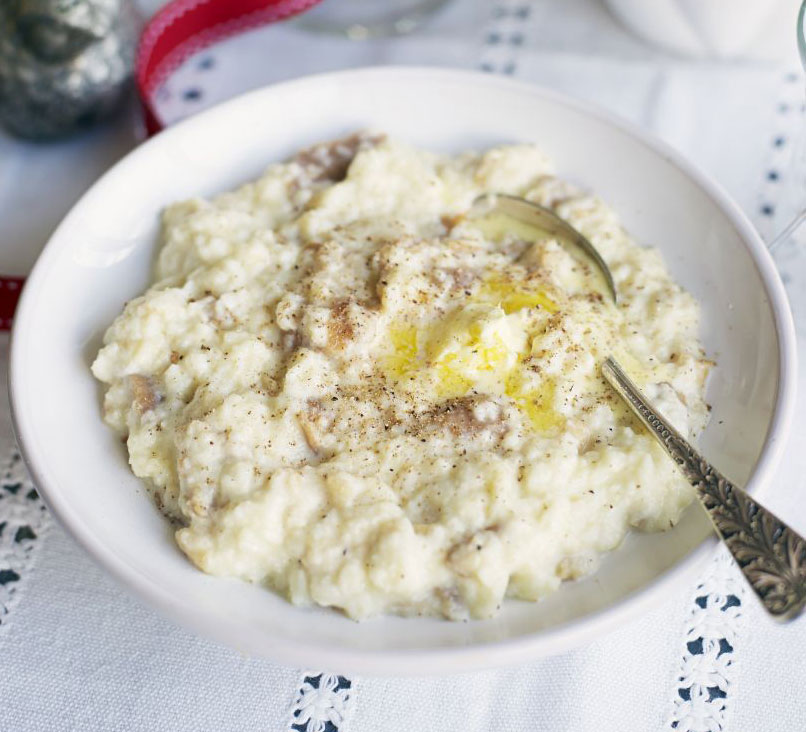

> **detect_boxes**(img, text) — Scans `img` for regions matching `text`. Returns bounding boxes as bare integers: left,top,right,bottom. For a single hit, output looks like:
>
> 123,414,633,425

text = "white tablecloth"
3,1,806,730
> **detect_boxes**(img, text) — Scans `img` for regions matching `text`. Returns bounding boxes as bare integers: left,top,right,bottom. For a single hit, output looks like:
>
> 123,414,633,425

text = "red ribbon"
2,0,323,330
136,0,323,135
0,277,24,332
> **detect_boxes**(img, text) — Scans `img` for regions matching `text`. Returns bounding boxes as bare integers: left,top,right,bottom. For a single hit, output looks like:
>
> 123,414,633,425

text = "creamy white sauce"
92,135,710,620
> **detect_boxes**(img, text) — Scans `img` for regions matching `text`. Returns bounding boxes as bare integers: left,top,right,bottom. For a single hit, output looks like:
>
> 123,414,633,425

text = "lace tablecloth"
3,1,806,730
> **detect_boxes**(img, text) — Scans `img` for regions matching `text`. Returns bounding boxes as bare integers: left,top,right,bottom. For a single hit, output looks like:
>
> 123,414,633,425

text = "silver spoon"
476,193,806,621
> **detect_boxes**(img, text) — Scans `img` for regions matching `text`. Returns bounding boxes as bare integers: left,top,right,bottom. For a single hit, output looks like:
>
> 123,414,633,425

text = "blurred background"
1,0,803,276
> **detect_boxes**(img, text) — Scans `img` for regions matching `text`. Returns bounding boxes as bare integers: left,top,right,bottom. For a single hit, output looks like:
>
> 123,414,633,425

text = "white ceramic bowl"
10,67,796,675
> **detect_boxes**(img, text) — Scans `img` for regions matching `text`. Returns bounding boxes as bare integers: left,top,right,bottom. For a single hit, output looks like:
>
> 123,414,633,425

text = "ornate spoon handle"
602,356,806,621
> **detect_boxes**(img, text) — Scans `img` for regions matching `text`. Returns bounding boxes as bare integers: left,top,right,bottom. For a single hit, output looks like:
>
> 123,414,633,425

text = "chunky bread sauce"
92,135,710,620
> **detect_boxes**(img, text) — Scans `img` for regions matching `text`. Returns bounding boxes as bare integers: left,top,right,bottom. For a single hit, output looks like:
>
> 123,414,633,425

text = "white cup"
603,0,800,60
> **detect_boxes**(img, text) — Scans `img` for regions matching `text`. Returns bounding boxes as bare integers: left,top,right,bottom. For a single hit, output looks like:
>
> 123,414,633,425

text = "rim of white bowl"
9,66,797,676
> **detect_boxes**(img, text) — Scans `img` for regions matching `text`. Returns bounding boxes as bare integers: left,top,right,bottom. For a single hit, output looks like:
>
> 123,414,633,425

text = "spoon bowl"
472,193,618,303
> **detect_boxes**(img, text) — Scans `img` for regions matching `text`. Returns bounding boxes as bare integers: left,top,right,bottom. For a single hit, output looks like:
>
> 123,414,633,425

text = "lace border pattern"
288,672,356,732
667,548,748,731
754,69,805,244
0,449,50,639
478,0,531,76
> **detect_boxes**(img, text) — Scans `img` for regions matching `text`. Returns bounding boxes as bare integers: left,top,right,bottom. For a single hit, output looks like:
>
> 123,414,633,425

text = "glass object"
295,0,450,39
0,0,139,140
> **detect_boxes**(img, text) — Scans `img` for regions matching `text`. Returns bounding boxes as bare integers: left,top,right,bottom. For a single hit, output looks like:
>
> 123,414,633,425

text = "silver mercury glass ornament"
0,0,138,140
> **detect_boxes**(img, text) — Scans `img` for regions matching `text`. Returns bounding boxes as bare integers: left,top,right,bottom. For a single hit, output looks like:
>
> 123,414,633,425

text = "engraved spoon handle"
602,356,806,621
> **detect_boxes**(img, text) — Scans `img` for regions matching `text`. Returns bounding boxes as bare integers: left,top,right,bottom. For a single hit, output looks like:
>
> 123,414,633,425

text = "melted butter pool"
383,277,563,433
